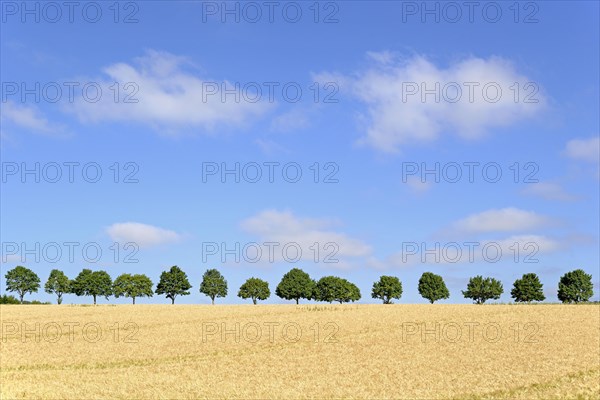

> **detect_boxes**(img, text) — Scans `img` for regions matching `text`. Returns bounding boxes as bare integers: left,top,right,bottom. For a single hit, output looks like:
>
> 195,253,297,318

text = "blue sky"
1,1,598,304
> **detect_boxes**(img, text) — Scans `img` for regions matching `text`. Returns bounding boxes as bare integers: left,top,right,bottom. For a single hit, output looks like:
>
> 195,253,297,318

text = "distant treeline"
2,266,595,305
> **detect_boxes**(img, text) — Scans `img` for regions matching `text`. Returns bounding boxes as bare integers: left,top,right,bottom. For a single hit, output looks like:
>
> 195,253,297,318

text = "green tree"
71,269,113,305
155,266,192,304
5,266,40,304
345,280,361,303
275,268,315,304
199,269,228,305
511,273,545,303
238,277,270,305
315,276,340,303
371,275,403,304
113,273,154,304
462,275,503,304
557,269,594,303
44,269,71,304
418,272,450,304
315,276,361,304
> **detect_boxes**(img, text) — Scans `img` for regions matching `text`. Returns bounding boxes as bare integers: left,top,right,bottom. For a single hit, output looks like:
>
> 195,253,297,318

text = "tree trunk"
57,294,63,305
295,298,299,305
171,297,175,305
132,297,136,305
19,292,24,304
212,297,215,305
253,298,257,305
93,295,97,305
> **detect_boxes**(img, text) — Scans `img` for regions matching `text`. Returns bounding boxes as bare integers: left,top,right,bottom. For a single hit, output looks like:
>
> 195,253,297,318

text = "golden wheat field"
1,304,599,399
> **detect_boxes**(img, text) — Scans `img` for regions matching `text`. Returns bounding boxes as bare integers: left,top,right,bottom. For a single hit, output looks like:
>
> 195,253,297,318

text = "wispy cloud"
106,222,182,248
565,137,600,163
66,50,272,134
386,234,562,267
255,138,290,155
316,53,545,153
364,208,564,269
1,101,66,136
404,176,432,194
269,108,310,133
521,182,577,202
449,207,553,234
240,209,372,268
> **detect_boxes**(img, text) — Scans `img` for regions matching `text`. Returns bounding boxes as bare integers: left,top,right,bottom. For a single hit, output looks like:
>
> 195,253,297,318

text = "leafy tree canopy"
511,273,545,303
315,276,361,304
372,275,403,304
113,273,154,304
418,272,450,304
462,275,503,305
275,268,315,304
5,266,41,304
156,266,192,304
558,269,594,303
199,268,228,304
71,269,113,305
238,277,270,305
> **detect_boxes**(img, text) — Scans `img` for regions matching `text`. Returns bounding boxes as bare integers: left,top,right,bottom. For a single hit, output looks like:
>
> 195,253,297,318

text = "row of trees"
3,266,595,305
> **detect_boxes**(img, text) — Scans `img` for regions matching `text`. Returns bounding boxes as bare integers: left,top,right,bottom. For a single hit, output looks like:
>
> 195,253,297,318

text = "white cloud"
1,101,65,136
316,53,545,153
240,210,372,267
521,182,577,202
492,234,561,254
378,208,562,267
66,50,272,134
365,50,396,65
451,207,552,234
363,206,568,269
405,176,432,194
565,137,600,163
387,234,561,267
255,138,289,155
0,128,12,146
269,108,310,133
106,222,181,248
